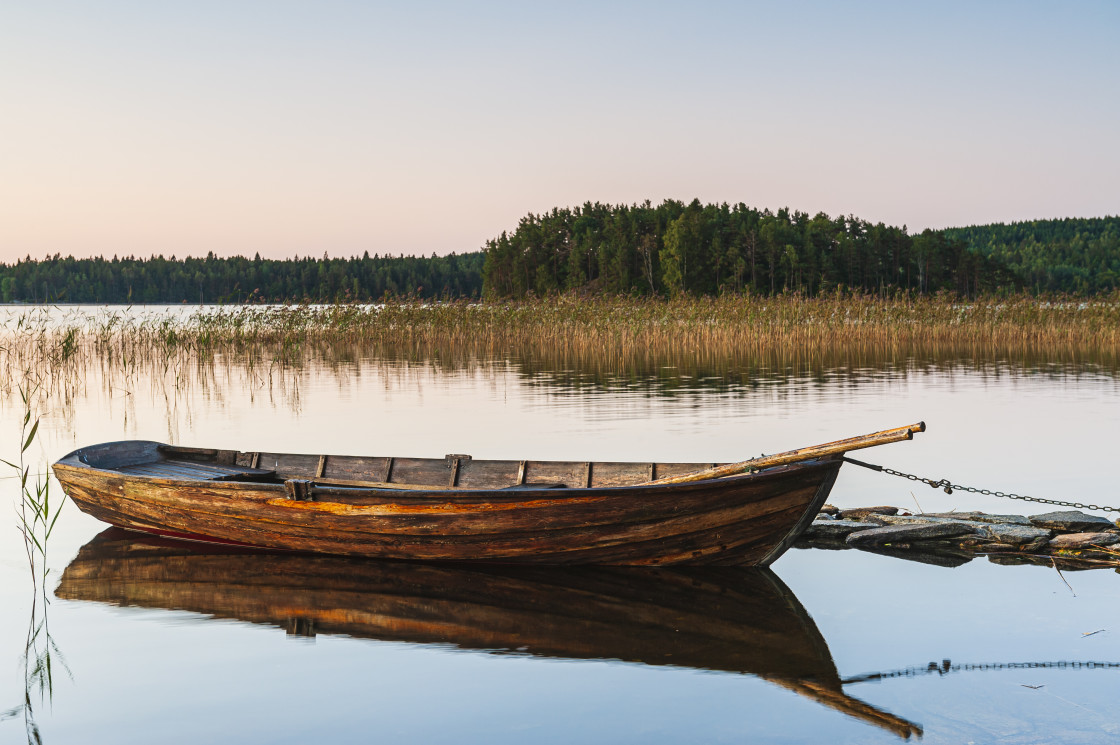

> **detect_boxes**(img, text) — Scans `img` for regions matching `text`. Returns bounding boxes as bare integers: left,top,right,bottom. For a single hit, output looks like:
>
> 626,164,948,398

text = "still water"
2,307,1119,744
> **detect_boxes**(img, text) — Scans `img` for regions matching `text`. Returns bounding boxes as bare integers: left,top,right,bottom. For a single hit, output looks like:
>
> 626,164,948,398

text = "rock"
920,511,1031,526
982,524,1052,545
1028,510,1115,533
805,519,880,539
864,514,989,534
838,506,898,520
818,504,840,516
1048,532,1120,549
845,522,979,548
1022,536,1051,553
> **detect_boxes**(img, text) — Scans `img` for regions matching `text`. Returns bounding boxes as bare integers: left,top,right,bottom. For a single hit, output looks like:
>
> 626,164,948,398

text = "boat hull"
53,442,840,566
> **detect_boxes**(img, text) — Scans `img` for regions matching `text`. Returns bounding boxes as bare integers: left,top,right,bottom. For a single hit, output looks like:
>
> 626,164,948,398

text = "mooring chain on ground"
841,456,1120,514
843,660,1120,685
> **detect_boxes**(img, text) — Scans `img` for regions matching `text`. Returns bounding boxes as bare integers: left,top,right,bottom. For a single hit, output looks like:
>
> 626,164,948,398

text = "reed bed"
2,294,1120,406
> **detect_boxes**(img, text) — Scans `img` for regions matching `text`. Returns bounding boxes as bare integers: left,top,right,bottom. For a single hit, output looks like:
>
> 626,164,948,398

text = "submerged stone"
1028,510,1115,533
845,522,978,548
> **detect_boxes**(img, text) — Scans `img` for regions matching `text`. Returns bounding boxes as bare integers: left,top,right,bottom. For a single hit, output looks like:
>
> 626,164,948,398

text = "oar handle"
644,422,926,485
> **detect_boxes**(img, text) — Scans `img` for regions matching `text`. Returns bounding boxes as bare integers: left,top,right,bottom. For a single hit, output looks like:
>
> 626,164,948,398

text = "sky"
1,1,1117,262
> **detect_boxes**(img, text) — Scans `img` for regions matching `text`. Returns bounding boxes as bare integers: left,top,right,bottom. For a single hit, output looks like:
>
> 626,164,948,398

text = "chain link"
842,457,1119,514
844,659,1120,684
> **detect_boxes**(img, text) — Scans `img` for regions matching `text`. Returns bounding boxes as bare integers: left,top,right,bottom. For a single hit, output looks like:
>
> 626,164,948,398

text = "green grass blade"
22,419,40,453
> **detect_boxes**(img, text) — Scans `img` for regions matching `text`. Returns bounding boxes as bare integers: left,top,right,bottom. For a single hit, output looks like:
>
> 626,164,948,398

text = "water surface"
2,307,1118,744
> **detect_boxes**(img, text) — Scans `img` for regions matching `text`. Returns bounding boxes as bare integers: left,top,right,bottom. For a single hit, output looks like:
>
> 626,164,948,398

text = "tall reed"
1,384,68,744
3,294,1120,409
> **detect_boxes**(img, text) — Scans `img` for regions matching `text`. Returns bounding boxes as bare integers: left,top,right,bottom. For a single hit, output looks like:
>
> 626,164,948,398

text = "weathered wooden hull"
54,530,921,738
53,440,841,566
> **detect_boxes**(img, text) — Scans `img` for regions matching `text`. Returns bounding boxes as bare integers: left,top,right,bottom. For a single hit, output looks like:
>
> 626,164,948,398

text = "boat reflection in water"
57,529,921,739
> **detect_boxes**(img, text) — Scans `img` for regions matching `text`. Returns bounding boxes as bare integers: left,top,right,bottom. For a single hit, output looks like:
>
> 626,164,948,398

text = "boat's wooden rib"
55,529,922,739
52,424,921,565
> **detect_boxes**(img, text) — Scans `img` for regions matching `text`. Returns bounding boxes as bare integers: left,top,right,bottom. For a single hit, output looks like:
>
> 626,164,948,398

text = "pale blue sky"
1,1,1117,260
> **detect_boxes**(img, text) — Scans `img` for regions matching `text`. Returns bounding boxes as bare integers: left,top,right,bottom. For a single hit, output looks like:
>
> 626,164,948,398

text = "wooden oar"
643,422,925,485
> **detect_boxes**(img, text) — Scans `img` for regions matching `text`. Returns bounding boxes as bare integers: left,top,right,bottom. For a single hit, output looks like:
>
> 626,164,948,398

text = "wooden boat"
56,529,922,738
52,422,924,566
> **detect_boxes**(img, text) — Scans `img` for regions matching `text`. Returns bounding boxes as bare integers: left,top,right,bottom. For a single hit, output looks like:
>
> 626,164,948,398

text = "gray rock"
1048,532,1120,549
845,521,979,548
805,519,880,539
920,511,1031,526
1029,510,1115,533
864,514,989,534
839,506,899,520
983,523,1052,545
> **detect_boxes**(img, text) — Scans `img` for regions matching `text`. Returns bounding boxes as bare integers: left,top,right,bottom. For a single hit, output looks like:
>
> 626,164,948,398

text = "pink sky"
2,1,1117,262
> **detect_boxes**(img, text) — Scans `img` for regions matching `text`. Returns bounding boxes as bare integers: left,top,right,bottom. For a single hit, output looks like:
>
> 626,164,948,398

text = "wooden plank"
313,477,462,491
588,462,655,487
456,460,520,489
315,455,328,479
654,463,711,479
448,458,461,488
523,461,587,488
389,457,450,486
646,422,925,485
315,455,388,483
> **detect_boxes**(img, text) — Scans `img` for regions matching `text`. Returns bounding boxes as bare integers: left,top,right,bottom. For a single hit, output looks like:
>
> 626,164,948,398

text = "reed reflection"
58,529,922,739
5,338,1120,429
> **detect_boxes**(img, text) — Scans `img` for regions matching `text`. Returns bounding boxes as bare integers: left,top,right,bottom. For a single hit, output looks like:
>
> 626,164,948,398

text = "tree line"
2,207,1116,303
482,200,1019,298
941,216,1120,294
0,251,484,304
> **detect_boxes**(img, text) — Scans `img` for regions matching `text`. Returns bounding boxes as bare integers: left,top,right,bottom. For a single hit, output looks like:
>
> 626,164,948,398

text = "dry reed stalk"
2,294,1119,410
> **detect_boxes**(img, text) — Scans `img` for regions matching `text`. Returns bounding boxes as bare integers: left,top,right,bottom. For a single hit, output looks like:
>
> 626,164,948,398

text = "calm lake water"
2,306,1118,744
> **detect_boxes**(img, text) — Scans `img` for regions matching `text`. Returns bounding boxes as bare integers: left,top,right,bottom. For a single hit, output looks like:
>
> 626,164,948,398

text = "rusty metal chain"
841,456,1120,514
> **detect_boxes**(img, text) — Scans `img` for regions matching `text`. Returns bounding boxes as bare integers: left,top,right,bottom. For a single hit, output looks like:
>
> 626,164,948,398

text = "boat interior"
69,440,741,491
